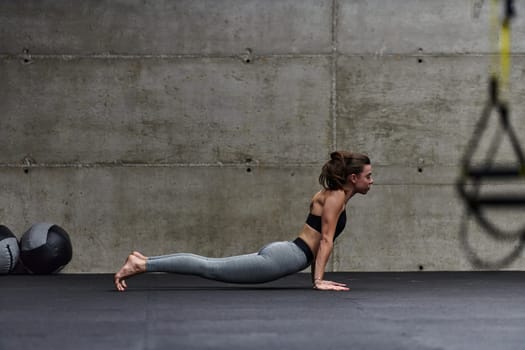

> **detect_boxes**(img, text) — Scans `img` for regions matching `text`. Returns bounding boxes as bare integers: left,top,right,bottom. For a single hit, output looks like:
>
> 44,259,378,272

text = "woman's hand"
313,279,350,291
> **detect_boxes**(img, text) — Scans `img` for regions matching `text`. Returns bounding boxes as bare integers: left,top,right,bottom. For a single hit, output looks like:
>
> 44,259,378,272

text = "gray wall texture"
2,0,525,272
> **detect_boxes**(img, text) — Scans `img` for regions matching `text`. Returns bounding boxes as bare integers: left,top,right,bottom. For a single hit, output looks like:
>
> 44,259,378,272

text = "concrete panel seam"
0,53,335,60
0,162,323,169
331,0,338,152
334,53,522,58
6,53,519,59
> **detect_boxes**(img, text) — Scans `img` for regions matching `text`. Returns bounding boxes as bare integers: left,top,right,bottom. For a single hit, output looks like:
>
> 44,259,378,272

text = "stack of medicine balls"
0,223,72,274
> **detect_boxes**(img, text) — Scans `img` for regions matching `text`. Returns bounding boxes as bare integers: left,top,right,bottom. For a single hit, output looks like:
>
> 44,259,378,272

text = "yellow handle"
490,0,513,101
500,20,511,93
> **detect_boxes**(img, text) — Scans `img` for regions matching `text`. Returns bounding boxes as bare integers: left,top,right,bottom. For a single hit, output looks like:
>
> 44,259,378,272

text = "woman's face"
353,164,373,194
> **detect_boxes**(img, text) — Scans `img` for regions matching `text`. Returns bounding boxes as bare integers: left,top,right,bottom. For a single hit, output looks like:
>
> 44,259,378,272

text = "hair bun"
330,151,345,161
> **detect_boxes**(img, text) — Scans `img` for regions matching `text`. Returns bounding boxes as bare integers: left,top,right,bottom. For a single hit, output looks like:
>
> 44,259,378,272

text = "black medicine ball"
20,223,73,274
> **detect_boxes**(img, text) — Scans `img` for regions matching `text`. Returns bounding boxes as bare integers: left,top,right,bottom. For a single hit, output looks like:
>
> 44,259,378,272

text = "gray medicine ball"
0,225,20,274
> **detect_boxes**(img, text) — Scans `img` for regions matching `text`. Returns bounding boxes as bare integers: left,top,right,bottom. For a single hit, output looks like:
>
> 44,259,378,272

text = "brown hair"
319,151,370,190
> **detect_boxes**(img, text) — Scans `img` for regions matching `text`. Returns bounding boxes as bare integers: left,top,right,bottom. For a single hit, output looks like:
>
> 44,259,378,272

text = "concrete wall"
2,0,525,273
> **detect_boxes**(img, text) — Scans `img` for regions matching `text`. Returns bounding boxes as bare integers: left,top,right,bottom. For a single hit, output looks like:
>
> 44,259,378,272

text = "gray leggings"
145,241,310,284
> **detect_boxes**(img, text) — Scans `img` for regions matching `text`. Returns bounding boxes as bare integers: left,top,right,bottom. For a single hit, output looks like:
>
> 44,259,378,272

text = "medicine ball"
20,223,73,274
0,225,19,274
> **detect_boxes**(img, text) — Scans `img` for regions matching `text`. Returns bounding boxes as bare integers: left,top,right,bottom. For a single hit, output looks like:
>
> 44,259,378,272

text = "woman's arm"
313,191,349,291
310,260,316,284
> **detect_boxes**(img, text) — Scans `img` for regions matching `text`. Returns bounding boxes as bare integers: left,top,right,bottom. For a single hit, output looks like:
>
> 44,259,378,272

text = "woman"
114,151,373,291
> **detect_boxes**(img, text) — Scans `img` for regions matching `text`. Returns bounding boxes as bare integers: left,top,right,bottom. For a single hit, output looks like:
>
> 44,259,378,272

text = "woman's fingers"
315,284,350,291
314,280,350,291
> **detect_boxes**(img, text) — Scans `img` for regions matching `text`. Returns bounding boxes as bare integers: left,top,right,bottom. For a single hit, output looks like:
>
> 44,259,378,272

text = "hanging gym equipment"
456,0,525,268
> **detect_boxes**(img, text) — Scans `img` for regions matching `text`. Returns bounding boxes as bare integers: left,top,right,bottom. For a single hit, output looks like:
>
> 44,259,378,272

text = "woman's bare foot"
132,251,148,260
114,253,147,292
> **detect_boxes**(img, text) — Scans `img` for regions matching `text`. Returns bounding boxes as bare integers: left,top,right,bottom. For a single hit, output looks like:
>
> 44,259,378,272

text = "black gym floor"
1,272,525,350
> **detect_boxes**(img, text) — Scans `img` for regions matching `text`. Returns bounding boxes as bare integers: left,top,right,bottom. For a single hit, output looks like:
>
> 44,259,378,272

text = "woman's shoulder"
322,190,346,213
312,189,345,208
323,189,345,202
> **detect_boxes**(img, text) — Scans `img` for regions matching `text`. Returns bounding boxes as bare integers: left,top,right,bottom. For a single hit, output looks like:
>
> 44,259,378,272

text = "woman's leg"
145,241,309,284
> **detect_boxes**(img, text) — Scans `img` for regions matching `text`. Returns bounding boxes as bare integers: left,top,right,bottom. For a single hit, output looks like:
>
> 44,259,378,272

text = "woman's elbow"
320,238,333,250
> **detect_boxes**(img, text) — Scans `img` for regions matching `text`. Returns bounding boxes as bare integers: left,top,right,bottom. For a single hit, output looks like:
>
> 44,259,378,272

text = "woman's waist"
295,227,321,261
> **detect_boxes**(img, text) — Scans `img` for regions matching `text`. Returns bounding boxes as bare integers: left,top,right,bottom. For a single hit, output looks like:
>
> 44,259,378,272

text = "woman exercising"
114,151,373,291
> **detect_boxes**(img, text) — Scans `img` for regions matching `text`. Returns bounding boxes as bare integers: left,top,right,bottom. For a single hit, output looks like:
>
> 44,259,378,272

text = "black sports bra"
306,210,347,240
